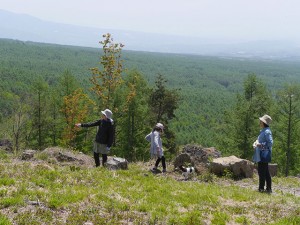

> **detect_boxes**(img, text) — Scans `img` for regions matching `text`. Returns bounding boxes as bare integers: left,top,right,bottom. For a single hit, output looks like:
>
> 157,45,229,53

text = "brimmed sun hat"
155,123,164,130
101,109,112,119
259,114,272,125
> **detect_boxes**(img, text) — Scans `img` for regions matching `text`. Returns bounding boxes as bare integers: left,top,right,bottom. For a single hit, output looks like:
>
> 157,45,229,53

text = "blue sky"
0,0,299,42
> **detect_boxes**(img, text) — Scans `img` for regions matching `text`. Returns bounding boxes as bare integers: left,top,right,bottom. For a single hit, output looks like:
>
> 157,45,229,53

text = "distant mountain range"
1,9,300,60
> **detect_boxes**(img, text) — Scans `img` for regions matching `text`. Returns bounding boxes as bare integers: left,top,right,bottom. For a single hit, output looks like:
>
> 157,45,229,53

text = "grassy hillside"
0,149,299,225
1,39,300,147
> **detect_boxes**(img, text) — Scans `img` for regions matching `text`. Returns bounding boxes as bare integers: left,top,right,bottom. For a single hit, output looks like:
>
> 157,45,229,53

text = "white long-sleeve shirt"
145,131,164,158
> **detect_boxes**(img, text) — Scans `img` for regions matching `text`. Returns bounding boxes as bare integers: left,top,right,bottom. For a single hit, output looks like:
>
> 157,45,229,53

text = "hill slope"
0,149,299,224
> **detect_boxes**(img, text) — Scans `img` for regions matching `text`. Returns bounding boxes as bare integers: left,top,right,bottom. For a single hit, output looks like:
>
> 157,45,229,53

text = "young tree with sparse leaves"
90,33,124,111
61,88,95,148
12,100,30,152
88,33,125,151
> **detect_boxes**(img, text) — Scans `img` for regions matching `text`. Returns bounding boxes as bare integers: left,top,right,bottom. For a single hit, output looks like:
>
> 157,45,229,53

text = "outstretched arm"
78,120,101,128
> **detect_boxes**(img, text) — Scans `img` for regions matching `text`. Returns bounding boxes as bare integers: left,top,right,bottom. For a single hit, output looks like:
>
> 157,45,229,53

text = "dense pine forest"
1,37,300,176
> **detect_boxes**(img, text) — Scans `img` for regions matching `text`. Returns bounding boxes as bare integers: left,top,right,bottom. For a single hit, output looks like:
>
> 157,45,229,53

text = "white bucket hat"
259,114,272,125
101,109,112,119
155,123,164,130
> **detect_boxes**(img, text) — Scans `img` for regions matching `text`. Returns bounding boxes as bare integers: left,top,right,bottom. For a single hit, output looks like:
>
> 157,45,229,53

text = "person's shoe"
162,169,167,173
258,189,264,193
266,189,272,194
150,167,157,172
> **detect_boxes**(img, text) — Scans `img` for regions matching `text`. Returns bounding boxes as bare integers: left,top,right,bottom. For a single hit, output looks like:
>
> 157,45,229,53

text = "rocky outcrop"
268,163,278,177
173,144,221,174
20,147,128,170
20,147,94,167
0,139,13,152
106,157,128,170
41,147,94,166
210,155,254,178
21,149,37,160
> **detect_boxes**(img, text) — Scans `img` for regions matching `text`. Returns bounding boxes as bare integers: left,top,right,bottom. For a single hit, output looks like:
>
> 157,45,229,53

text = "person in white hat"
145,122,166,173
252,114,273,193
75,109,114,167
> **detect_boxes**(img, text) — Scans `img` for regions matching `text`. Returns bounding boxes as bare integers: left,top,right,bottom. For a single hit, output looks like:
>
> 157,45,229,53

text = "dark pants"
258,162,272,191
94,152,107,167
155,156,166,170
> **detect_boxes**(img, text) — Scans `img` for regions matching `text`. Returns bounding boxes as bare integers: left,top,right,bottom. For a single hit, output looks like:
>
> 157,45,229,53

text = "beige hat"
259,114,272,125
101,109,112,119
155,123,164,130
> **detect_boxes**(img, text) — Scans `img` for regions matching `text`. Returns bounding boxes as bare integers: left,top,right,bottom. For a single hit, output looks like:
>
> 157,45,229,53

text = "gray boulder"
0,139,13,152
106,157,128,170
210,155,254,178
173,144,221,174
21,149,37,160
42,147,94,166
268,163,278,177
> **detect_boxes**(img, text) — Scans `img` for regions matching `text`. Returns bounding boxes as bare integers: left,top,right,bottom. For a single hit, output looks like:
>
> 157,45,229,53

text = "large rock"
20,147,94,167
0,139,13,152
268,163,278,177
253,163,278,177
173,145,221,174
42,147,94,166
106,157,128,170
21,149,37,160
210,155,254,178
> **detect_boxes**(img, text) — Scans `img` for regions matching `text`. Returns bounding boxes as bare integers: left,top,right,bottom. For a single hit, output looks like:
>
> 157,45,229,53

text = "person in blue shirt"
253,114,273,193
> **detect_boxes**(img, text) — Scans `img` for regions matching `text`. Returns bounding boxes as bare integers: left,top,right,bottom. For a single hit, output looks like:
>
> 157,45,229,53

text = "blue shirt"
253,127,273,163
258,127,273,151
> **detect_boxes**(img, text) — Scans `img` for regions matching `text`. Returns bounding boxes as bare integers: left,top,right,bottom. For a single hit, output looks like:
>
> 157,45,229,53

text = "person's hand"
75,123,81,127
156,147,160,154
253,140,259,149
106,147,110,152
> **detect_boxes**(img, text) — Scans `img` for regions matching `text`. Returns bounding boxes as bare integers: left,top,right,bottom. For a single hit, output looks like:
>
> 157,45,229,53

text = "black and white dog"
179,165,195,179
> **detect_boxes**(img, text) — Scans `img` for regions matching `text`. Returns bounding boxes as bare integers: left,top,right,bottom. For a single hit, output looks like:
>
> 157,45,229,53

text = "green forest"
1,36,300,176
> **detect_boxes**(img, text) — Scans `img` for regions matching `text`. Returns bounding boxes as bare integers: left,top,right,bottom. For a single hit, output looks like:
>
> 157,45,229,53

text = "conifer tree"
48,89,61,146
149,74,180,155
29,77,49,150
117,70,151,161
58,70,80,119
274,84,300,176
48,70,82,146
220,74,272,159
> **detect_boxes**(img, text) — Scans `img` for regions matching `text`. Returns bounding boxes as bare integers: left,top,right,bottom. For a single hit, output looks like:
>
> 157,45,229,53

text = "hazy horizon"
1,0,300,44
